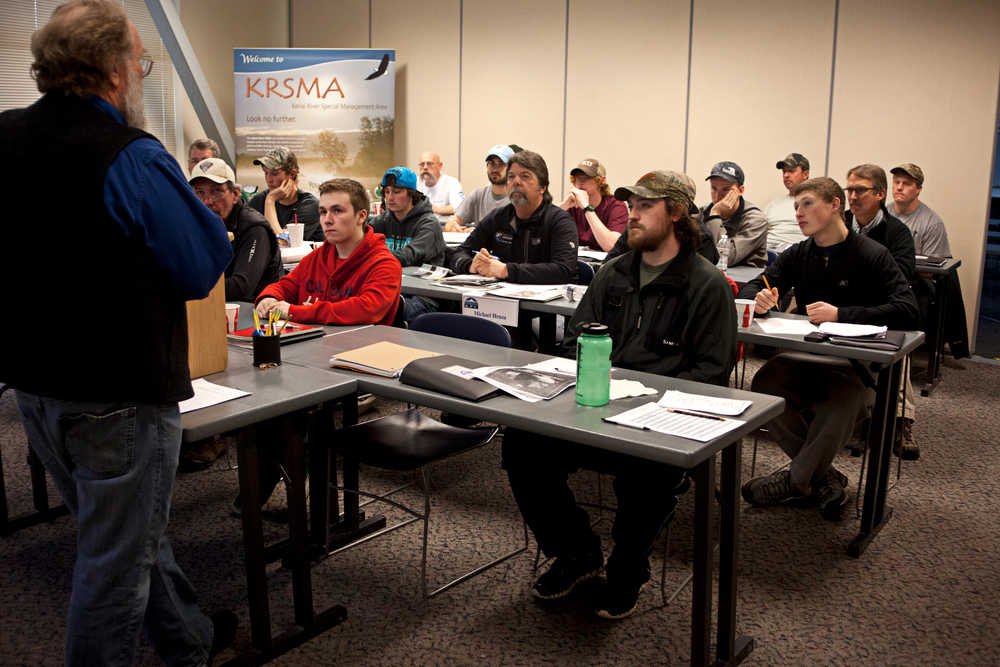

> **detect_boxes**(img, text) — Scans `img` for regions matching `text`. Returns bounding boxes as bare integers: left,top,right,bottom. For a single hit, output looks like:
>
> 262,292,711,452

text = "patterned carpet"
1,351,998,665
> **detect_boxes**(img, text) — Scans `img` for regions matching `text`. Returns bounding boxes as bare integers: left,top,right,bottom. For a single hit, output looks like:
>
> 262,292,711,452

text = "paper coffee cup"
734,299,755,328
225,303,240,333
286,223,305,247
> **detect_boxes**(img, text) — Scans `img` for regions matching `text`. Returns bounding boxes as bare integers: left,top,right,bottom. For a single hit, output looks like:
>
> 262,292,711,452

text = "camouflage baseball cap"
252,146,299,172
571,158,606,179
890,163,924,186
776,153,810,171
614,170,696,207
706,161,744,185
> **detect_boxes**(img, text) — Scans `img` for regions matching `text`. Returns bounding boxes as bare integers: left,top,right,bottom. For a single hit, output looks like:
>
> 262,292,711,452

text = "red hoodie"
257,227,401,325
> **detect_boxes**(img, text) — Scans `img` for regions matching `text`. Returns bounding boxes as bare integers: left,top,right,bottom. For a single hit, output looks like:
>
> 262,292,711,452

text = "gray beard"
120,65,146,130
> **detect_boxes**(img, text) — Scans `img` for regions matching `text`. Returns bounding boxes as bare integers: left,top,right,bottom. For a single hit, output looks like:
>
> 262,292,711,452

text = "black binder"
828,330,906,351
399,355,501,402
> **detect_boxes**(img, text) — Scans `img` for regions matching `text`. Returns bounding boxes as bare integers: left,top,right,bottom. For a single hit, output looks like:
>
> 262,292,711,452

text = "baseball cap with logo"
614,170,696,208
485,144,515,164
571,158,606,179
188,158,236,185
252,146,299,172
890,163,924,186
776,153,810,171
381,166,418,190
706,161,744,186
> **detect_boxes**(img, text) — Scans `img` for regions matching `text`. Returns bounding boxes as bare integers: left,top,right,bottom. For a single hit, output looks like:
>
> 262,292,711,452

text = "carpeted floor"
1,351,998,666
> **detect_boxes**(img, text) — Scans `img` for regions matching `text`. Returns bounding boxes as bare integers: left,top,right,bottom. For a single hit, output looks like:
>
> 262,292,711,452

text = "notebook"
399,355,501,402
227,323,324,344
329,341,440,377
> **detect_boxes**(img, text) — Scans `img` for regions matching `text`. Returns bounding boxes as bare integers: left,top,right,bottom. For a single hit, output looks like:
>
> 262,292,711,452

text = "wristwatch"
584,204,596,212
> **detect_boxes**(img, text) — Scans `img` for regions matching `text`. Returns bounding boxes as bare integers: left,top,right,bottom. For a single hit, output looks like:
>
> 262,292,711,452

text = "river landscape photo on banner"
234,48,395,193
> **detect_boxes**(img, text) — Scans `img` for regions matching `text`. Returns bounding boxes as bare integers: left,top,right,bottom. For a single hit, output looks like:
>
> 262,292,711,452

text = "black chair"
577,259,596,285
391,294,407,328
328,314,527,598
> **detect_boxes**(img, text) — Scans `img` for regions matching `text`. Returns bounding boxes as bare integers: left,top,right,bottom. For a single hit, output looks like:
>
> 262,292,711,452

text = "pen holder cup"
252,335,281,368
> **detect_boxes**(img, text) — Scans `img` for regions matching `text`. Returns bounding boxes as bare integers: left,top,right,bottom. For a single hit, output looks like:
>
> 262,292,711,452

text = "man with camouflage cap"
887,163,950,258
502,169,737,620
249,146,323,243
704,160,769,267
764,153,810,249
604,170,720,264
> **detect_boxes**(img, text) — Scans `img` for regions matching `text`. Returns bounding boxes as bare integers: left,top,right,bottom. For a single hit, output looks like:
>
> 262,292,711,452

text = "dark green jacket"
564,247,738,386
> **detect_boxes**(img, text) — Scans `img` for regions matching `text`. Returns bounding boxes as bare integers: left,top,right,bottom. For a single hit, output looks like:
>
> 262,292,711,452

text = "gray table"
736,313,925,557
184,348,358,664
280,325,785,666
723,265,764,286
914,257,961,395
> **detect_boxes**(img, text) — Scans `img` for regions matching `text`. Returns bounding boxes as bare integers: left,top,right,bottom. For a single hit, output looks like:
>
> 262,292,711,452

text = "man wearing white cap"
190,158,281,302
450,144,514,231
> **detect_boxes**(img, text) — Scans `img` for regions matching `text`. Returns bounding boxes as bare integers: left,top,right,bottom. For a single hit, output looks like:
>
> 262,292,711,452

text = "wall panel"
562,0,689,201
293,1,370,49
687,0,835,208
372,0,461,170
460,0,566,192
829,0,1000,335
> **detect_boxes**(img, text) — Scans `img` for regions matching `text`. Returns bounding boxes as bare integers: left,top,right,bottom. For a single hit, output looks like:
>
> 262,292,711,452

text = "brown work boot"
894,418,920,461
180,436,227,472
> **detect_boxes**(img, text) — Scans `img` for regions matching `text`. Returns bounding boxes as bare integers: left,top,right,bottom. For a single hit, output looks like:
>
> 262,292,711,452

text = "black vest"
0,92,193,403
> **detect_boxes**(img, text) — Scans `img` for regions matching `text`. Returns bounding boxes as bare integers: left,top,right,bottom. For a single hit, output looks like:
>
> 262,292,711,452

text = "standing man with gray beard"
0,1,236,663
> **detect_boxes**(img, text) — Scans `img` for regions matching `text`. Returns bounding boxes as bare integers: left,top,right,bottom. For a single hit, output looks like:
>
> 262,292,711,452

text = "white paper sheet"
818,322,887,337
604,402,744,442
656,390,751,416
178,378,250,414
755,318,818,335
578,249,607,261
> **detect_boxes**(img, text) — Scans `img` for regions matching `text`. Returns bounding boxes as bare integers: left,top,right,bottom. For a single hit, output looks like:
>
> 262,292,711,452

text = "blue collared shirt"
93,96,232,300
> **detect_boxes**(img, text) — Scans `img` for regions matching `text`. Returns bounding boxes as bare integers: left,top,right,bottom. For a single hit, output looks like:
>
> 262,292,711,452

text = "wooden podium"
186,276,228,378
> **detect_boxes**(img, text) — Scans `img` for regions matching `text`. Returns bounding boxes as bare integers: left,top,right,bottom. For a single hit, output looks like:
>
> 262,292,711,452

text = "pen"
668,408,726,421
253,310,262,335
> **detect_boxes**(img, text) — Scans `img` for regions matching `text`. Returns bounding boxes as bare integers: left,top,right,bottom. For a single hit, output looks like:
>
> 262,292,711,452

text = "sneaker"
180,436,227,472
814,467,848,521
209,610,238,662
531,550,604,600
894,418,920,461
594,577,649,620
741,469,801,506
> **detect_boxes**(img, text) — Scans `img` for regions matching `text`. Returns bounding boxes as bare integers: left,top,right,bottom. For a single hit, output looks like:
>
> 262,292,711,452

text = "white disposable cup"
225,303,240,333
286,223,305,247
734,299,755,329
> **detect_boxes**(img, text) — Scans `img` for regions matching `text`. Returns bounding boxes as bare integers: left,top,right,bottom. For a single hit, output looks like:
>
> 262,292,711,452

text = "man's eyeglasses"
139,54,154,78
844,186,875,196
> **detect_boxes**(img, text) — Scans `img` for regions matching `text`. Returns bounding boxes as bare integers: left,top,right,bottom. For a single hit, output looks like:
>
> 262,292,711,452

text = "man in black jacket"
503,170,737,620
844,163,921,460
449,150,578,284
190,158,282,302
737,177,918,520
369,165,446,321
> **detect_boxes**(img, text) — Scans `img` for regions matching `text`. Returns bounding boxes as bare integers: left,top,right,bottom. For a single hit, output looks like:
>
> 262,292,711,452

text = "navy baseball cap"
706,161,745,186
381,166,417,190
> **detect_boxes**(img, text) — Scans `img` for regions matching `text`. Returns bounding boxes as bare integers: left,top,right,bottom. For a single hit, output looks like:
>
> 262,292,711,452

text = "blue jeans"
402,295,436,325
15,391,213,667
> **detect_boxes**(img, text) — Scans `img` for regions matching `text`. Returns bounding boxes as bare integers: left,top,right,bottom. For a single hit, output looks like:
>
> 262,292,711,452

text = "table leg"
538,314,557,355
281,413,313,627
309,404,334,552
691,456,715,667
849,359,902,557
718,442,754,665
920,275,949,396
235,425,272,653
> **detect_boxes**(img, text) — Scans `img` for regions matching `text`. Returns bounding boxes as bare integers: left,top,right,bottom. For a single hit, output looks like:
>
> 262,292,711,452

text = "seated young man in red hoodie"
255,178,401,325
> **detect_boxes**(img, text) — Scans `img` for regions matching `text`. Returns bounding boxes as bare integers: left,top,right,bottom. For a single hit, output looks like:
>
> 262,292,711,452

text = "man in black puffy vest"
0,1,236,663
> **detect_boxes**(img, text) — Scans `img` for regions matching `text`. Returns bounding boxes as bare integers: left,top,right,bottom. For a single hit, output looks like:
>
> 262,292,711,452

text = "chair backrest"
766,249,778,266
409,312,512,347
392,295,407,328
577,260,596,285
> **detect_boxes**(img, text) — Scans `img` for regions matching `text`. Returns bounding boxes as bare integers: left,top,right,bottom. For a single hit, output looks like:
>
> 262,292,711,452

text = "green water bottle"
576,322,612,406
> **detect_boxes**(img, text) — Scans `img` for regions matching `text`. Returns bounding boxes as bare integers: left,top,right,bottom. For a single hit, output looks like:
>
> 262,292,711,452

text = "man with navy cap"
450,144,514,231
704,160,769,267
